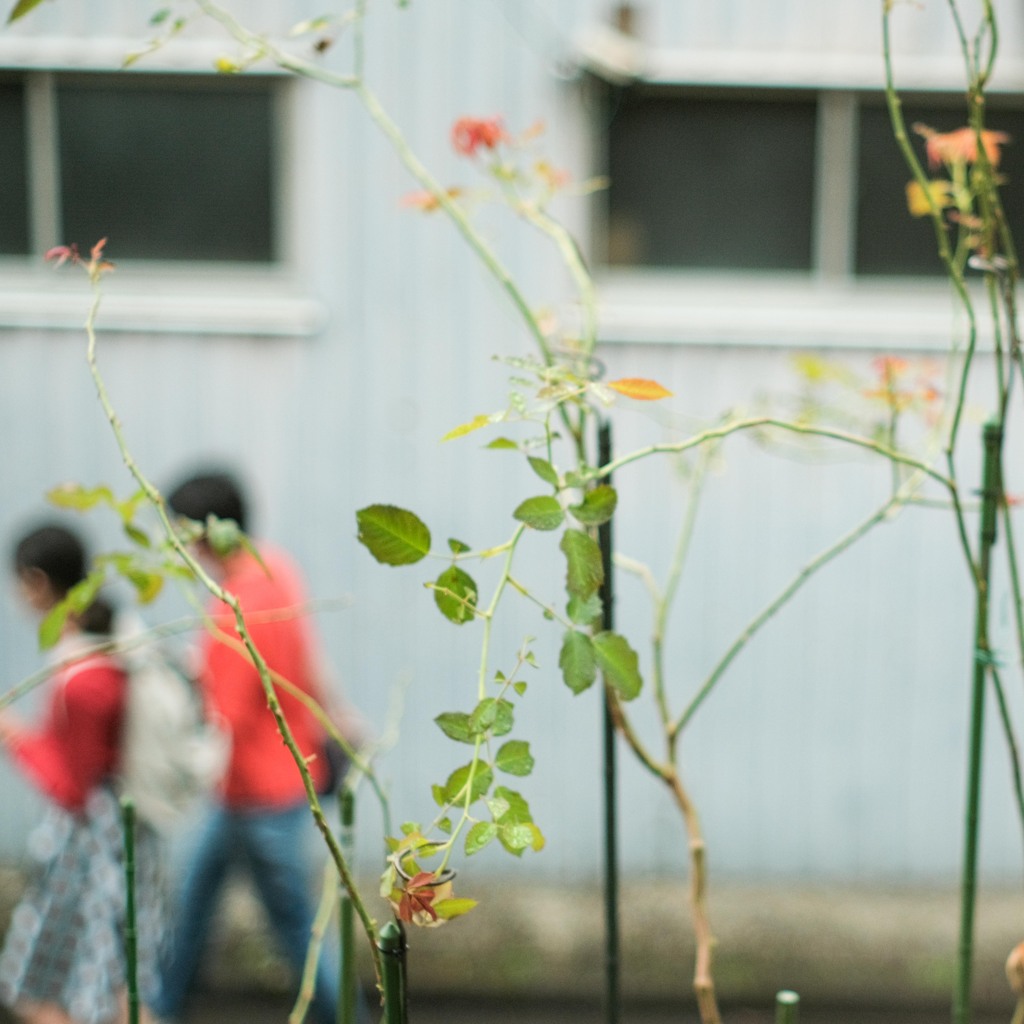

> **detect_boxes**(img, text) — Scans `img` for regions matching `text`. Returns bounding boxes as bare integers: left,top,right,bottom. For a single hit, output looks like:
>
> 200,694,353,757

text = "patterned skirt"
0,787,166,1024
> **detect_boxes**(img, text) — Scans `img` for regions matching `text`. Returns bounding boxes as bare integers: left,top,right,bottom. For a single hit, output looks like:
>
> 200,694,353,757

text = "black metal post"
598,419,620,1024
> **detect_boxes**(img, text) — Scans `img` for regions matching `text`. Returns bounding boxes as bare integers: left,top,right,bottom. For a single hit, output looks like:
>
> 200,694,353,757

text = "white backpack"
115,618,230,831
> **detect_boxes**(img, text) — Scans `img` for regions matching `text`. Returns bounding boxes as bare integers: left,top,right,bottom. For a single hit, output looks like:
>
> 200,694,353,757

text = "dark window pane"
606,91,817,270
57,77,276,262
856,100,1024,275
0,80,29,255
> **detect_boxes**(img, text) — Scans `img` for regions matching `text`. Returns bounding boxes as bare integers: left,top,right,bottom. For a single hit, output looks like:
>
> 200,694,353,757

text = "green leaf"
441,413,493,442
560,529,604,600
493,786,532,824
46,483,115,511
437,817,452,835
433,897,478,920
205,515,244,556
442,762,493,805
513,495,564,531
447,538,470,554
126,568,164,604
433,565,478,625
593,631,643,700
356,505,431,566
38,572,104,650
7,0,45,24
469,698,514,737
465,821,498,855
512,681,527,696
486,437,518,450
527,456,559,487
486,795,510,820
568,485,618,527
559,630,597,695
567,592,603,627
38,603,70,650
434,712,476,744
122,522,152,549
495,740,535,777
499,822,540,854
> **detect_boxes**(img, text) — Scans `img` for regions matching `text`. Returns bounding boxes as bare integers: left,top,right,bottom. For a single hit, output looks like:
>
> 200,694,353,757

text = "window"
0,80,30,256
602,85,1024,278
1,71,281,264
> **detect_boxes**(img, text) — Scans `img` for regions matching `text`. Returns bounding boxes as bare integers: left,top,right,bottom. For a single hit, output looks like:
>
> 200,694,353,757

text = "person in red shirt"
0,524,165,1024
154,471,366,1024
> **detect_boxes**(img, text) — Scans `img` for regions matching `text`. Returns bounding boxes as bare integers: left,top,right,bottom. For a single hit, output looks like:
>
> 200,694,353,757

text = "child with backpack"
0,523,167,1024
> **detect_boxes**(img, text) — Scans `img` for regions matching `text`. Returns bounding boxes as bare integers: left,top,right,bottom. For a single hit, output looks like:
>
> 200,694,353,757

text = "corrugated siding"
1,1,1022,888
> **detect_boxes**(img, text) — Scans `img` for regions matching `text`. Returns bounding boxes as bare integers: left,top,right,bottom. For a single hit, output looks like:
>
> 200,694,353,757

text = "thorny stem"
82,277,384,982
598,416,954,492
194,0,587,444
675,480,920,736
291,863,339,1024
606,692,720,1024
207,621,391,833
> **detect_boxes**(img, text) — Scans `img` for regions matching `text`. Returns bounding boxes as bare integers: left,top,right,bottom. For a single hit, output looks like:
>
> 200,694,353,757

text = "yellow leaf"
607,377,673,401
905,179,952,218
441,413,492,442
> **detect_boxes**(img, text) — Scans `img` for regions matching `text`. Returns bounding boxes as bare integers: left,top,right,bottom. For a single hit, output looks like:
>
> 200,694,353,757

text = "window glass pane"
856,99,1024,276
0,79,29,255
605,91,817,271
57,77,276,262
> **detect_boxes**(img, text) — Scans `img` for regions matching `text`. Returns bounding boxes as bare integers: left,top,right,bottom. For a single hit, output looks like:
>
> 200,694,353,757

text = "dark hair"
13,523,114,635
14,524,85,595
167,470,249,532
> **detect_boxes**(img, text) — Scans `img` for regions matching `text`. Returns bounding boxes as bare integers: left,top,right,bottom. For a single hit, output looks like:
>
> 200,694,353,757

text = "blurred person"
153,470,367,1024
0,523,166,1024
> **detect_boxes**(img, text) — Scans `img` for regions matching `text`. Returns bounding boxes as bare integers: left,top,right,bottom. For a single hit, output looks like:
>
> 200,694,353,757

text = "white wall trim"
594,273,971,352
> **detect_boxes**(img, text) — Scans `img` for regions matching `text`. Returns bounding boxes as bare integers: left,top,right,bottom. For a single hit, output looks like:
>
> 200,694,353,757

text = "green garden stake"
378,920,408,1024
120,796,140,1024
338,787,356,1024
775,990,799,1024
954,419,1004,1024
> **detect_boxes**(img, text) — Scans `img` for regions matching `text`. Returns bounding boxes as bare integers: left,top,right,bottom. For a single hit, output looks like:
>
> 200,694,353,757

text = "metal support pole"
378,920,408,1024
598,419,620,1024
338,788,356,1024
954,419,1003,1024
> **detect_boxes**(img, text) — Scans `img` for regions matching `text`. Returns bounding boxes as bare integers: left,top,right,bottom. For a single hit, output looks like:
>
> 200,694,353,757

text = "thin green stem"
598,417,953,492
83,277,383,980
654,449,712,739
674,482,916,736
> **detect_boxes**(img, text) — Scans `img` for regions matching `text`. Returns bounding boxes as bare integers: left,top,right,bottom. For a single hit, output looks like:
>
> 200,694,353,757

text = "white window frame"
0,58,325,338
580,37,1024,354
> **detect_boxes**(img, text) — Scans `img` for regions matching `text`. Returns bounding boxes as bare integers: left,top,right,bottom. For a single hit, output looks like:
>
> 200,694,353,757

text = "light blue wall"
1,1,1023,891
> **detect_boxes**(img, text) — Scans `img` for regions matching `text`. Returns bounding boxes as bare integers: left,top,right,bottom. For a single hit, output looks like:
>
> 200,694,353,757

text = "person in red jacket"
154,471,367,1024
0,524,165,1024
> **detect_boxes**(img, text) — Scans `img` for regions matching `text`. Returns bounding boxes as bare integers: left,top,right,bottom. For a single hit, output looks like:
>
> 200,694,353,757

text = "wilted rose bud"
1005,941,1024,995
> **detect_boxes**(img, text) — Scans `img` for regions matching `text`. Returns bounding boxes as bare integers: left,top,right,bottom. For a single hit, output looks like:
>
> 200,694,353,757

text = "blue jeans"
153,800,345,1024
